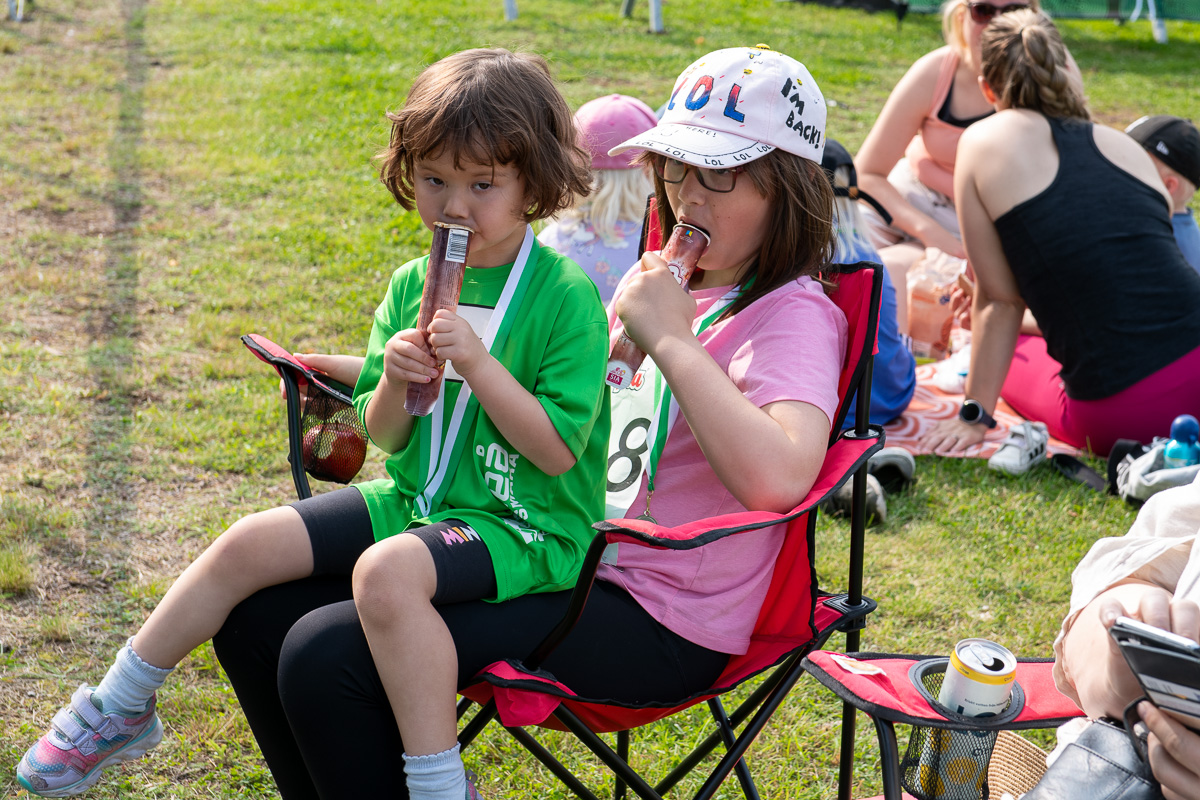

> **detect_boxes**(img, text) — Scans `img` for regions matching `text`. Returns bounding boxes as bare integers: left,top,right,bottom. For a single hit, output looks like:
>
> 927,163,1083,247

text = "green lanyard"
639,284,743,522
415,226,537,517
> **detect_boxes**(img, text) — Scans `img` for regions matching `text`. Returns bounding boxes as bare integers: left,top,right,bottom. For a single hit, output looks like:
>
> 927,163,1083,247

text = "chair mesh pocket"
900,669,1000,800
300,390,367,484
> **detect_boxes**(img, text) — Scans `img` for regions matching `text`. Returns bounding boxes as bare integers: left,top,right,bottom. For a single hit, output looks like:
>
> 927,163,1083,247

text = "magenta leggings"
1000,335,1200,457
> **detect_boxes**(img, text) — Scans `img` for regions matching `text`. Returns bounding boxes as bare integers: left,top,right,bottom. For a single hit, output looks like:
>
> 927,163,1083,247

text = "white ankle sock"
403,744,468,800
93,639,173,716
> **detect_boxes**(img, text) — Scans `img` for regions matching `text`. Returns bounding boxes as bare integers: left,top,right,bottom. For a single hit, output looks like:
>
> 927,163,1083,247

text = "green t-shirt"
352,240,611,602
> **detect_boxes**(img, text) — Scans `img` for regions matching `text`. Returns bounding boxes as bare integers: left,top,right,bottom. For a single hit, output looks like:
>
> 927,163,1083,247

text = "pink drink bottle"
605,223,710,391
405,222,473,416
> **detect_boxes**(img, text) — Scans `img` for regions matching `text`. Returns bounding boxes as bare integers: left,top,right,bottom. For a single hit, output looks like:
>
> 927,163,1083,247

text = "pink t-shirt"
598,274,847,654
904,49,966,201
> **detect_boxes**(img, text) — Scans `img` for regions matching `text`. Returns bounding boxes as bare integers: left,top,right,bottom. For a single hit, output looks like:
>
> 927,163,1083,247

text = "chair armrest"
523,430,885,670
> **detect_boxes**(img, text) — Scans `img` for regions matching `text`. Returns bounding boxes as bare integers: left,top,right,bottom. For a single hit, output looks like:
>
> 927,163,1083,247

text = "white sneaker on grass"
988,421,1049,476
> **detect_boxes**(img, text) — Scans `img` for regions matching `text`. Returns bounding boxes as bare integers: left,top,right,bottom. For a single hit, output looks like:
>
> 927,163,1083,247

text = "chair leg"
692,662,809,800
507,725,603,800
554,707,664,800
837,702,857,800
458,698,498,749
656,656,794,794
456,696,474,720
707,698,761,800
615,730,629,800
873,718,904,800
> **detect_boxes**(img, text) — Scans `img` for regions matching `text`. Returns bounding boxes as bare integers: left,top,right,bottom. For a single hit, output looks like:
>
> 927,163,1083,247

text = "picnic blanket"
881,362,1083,459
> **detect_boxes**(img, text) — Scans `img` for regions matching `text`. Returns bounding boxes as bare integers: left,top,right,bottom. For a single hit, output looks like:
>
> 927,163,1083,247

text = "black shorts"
290,486,497,604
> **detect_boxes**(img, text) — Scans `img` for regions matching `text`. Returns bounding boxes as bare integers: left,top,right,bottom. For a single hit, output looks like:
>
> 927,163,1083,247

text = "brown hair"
981,10,1090,121
641,150,835,318
377,48,592,222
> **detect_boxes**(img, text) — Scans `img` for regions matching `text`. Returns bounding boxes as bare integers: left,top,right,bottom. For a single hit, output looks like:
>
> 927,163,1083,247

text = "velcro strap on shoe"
50,707,98,755
68,686,121,740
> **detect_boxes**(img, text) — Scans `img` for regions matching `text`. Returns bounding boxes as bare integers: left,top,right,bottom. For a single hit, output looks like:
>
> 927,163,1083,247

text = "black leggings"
212,493,729,799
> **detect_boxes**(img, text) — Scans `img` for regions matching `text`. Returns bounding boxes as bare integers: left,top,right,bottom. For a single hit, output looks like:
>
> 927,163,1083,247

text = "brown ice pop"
405,222,473,416
605,223,710,391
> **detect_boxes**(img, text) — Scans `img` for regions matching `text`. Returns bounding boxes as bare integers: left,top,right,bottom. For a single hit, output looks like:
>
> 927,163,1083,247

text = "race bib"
605,361,673,519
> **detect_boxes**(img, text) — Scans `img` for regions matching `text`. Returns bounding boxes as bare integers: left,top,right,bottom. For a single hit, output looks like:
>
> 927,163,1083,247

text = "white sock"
403,744,468,800
93,638,173,716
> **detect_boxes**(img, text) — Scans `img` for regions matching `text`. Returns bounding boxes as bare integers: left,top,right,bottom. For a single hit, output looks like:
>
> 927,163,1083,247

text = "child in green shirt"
18,48,610,800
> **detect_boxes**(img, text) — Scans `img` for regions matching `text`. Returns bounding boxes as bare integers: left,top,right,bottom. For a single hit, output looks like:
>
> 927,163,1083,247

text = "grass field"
1,0,1198,797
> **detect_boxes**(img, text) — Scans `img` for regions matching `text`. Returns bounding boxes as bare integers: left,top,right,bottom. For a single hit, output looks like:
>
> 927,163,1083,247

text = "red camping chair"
242,201,888,799
444,257,886,800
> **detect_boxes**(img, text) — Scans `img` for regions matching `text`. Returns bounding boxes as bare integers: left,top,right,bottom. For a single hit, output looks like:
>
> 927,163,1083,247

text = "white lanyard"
416,226,535,517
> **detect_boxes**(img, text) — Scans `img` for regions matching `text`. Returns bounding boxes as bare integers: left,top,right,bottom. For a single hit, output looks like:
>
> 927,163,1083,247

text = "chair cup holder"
899,659,1026,800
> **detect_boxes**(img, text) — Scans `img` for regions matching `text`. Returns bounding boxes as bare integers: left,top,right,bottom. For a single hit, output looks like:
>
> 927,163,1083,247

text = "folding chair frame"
245,260,887,800
450,264,886,800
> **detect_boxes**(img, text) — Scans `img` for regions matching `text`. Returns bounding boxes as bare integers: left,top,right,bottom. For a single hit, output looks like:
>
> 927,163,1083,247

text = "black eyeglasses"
967,1,1029,24
653,157,745,194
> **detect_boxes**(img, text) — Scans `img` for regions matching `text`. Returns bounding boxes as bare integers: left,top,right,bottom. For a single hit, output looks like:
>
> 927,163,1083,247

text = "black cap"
821,138,892,226
1126,115,1200,188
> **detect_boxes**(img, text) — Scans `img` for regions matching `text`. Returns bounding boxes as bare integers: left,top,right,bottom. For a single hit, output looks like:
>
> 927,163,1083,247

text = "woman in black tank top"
920,10,1200,459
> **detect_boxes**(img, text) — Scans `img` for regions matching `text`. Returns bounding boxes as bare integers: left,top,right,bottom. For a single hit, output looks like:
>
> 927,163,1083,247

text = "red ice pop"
405,222,473,416
605,223,710,391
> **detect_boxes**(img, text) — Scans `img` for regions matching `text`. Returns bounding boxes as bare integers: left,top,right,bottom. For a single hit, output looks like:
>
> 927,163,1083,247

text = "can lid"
950,638,1016,684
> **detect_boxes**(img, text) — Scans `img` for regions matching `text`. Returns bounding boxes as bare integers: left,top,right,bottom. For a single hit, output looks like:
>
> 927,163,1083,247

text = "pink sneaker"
16,685,163,797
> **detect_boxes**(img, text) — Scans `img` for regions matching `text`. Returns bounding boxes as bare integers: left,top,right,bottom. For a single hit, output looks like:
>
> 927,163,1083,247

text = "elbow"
733,459,821,513
526,440,577,477
540,452,577,478
737,478,814,515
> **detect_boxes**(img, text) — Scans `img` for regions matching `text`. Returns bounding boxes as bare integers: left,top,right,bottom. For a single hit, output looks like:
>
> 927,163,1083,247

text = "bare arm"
856,49,966,257
426,309,576,476
294,353,365,388
616,255,829,511
362,328,435,454
919,124,1025,453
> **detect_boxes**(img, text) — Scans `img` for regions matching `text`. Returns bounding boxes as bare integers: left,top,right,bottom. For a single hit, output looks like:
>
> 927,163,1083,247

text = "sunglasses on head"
968,1,1030,24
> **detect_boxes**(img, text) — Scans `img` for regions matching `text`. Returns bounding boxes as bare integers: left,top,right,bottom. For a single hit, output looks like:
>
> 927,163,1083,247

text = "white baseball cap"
609,45,827,169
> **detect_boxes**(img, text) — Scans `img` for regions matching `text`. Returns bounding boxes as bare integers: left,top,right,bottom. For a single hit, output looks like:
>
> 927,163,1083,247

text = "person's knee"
204,507,308,587
351,535,436,624
279,606,361,703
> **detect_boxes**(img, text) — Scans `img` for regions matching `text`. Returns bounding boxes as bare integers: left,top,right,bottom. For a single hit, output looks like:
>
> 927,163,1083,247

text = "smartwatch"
959,399,997,429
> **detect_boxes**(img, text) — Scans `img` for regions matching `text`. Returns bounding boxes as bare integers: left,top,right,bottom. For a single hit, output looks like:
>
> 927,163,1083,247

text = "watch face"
960,402,982,423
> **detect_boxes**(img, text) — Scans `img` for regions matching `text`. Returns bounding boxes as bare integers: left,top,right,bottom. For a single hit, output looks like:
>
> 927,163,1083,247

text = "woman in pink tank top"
855,0,1037,334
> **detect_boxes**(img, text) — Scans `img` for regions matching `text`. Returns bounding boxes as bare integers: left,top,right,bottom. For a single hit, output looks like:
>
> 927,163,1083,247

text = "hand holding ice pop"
406,223,473,416
606,223,709,390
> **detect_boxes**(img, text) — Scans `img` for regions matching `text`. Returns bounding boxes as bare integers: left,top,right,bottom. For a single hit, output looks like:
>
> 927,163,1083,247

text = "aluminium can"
910,639,1017,800
938,638,1017,718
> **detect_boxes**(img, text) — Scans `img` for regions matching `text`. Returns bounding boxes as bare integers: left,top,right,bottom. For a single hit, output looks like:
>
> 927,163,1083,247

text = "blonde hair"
551,167,654,247
831,167,877,264
981,10,1090,121
942,0,1043,63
